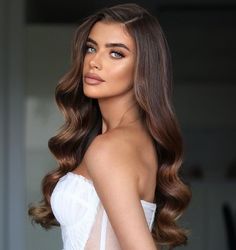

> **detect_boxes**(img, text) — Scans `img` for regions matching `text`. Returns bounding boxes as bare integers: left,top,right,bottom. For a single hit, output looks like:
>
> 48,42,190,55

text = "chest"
50,172,99,226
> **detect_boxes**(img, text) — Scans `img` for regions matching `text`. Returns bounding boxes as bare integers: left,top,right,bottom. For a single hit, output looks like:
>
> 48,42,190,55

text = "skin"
82,21,139,132
73,21,159,250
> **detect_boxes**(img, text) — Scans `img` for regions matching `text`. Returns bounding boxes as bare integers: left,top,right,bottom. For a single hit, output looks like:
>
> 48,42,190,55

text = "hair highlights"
28,3,191,249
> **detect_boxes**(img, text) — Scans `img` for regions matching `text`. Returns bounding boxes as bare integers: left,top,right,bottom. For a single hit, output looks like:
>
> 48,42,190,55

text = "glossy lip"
84,72,105,85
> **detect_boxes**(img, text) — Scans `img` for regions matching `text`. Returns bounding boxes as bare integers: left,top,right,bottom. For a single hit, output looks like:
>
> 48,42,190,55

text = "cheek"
83,57,89,73
108,62,135,86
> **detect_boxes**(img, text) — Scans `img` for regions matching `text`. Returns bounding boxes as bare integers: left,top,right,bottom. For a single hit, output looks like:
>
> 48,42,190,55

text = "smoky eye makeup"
85,42,96,53
85,39,126,59
110,50,125,59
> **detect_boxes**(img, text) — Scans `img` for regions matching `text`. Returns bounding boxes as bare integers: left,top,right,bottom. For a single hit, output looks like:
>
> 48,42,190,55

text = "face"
82,21,136,99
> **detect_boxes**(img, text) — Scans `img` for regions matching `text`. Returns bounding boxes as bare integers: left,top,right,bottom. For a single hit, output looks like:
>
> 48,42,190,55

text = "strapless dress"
51,172,157,250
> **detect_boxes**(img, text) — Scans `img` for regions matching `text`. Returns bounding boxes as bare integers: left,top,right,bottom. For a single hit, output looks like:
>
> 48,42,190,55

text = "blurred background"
0,0,236,249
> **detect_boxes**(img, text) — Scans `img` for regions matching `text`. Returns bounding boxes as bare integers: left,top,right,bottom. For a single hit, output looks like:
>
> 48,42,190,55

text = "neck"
98,93,141,134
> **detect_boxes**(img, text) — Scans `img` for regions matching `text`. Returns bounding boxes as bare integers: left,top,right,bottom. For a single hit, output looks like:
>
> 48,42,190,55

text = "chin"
83,84,106,99
83,82,134,100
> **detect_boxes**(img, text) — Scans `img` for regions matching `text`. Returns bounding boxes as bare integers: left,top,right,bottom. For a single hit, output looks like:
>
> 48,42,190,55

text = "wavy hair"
28,3,191,249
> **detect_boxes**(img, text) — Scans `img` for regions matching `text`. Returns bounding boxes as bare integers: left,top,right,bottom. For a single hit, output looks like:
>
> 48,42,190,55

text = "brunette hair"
28,3,191,249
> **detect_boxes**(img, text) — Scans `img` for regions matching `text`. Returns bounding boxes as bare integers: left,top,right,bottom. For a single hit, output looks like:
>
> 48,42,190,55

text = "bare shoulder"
83,129,157,249
84,129,139,190
84,129,138,171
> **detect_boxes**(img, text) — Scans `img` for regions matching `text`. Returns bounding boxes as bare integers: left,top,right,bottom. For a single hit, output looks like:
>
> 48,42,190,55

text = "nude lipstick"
84,73,105,85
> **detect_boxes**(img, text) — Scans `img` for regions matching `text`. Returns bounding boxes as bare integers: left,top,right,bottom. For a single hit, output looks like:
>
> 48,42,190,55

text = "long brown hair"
28,3,191,249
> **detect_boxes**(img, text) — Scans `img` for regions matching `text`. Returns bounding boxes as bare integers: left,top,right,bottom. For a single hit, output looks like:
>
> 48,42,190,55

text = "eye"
110,51,124,59
86,44,96,53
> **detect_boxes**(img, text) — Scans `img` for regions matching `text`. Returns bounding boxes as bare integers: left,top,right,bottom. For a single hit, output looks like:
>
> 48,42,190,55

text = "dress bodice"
51,172,157,250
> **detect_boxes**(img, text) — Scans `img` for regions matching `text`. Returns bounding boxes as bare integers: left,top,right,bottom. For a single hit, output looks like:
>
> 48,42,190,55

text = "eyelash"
85,44,125,59
86,45,96,53
111,50,124,59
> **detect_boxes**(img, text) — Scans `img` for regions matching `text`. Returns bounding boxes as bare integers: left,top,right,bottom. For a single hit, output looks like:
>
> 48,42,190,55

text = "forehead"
88,21,135,50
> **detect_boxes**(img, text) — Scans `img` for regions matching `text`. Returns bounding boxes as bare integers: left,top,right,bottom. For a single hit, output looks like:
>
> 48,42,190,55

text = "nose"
89,55,102,70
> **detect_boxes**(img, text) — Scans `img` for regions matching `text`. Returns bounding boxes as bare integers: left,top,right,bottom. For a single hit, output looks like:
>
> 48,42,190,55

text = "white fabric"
51,172,157,250
100,209,108,250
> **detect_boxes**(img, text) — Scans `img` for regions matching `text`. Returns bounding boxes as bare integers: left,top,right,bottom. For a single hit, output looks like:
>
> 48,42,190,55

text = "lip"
84,72,105,85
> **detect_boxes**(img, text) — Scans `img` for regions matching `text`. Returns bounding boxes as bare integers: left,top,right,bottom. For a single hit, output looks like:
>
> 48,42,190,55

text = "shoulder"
85,129,137,167
83,130,156,249
84,129,139,186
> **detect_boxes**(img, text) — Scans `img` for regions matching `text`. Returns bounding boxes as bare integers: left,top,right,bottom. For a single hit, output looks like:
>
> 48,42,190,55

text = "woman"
28,3,191,250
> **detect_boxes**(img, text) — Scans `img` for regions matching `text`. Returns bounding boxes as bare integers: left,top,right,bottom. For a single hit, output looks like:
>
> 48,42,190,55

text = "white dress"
51,172,157,250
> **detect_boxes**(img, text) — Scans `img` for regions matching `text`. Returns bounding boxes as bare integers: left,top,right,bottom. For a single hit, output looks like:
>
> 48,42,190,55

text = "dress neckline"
65,171,156,208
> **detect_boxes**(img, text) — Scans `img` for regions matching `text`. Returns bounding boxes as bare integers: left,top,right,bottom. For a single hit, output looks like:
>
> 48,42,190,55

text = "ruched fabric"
51,172,157,250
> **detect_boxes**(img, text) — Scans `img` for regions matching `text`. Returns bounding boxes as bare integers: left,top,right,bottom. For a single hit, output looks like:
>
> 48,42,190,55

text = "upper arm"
84,134,157,250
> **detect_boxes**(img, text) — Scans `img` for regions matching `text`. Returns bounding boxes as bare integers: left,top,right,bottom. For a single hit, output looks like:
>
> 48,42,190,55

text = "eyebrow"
87,37,131,52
